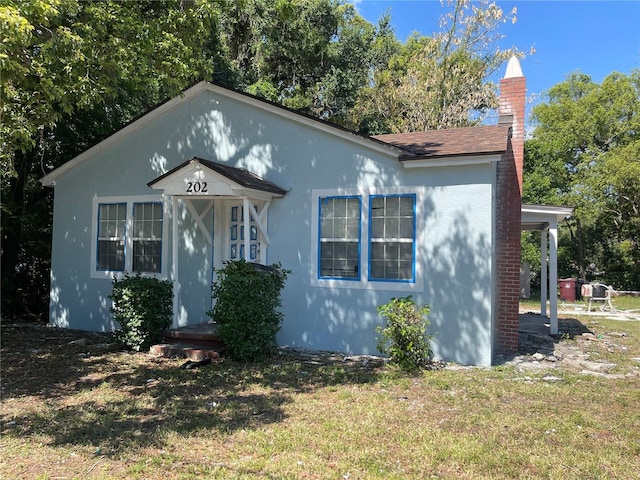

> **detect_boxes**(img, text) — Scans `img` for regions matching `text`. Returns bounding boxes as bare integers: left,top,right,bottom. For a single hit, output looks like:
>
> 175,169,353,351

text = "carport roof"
522,204,573,230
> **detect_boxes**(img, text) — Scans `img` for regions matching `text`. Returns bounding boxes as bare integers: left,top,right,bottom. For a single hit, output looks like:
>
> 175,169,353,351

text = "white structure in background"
521,204,574,335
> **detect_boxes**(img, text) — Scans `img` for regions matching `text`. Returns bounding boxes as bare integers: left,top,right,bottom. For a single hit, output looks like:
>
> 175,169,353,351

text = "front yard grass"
1,318,639,480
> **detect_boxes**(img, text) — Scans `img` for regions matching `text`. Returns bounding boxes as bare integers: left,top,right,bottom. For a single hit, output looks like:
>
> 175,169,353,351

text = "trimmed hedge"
109,273,173,351
207,260,289,362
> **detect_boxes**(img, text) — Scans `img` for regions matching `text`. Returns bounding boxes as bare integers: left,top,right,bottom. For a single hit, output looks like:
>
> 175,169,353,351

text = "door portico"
148,157,287,327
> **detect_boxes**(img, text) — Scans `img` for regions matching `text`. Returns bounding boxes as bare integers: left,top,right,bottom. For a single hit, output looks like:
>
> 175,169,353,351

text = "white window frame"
311,187,424,292
229,203,260,262
96,202,127,272
91,195,169,279
131,202,164,273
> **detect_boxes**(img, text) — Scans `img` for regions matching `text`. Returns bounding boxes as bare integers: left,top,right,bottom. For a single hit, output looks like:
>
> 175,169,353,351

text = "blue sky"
352,0,640,114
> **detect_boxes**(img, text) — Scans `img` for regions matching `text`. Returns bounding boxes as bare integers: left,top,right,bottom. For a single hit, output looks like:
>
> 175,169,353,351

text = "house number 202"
186,181,208,193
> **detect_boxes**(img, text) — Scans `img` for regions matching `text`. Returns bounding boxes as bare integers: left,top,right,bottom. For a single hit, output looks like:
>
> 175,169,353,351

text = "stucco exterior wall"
48,87,497,365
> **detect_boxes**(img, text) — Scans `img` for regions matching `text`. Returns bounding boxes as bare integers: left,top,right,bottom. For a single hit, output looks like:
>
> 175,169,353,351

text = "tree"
217,0,398,127
217,0,340,106
0,0,223,318
349,0,520,134
0,0,222,175
309,5,399,126
524,71,640,289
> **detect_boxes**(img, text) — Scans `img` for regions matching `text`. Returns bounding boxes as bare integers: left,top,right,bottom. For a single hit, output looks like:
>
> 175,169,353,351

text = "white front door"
227,202,261,263
219,200,266,268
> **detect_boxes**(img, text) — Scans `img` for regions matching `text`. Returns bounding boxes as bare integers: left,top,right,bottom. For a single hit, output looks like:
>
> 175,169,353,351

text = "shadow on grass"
1,324,381,454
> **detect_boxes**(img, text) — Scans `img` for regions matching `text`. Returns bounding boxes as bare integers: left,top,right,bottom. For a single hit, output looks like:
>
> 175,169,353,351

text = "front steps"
150,322,225,361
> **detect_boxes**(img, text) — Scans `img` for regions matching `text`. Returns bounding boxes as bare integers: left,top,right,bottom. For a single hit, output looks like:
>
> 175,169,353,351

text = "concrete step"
151,322,226,360
161,334,225,349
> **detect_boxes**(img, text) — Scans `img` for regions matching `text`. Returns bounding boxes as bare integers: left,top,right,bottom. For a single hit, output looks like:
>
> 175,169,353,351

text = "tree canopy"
524,71,640,289
350,0,518,134
0,0,223,176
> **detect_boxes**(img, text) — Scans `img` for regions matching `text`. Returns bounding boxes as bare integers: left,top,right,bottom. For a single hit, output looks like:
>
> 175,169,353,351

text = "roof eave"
521,203,574,226
400,152,505,168
148,157,288,197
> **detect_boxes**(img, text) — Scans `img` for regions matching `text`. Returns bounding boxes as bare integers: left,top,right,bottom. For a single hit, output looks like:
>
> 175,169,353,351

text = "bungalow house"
42,57,537,366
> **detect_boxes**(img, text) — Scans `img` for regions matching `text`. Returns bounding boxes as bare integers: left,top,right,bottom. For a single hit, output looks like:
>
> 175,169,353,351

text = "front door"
148,158,285,328
227,202,261,263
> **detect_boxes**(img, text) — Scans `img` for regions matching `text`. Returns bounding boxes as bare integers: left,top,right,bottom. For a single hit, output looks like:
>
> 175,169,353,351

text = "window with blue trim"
369,194,415,281
319,196,361,279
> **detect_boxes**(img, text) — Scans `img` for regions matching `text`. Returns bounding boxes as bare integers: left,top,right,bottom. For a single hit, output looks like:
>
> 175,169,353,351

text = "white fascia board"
150,161,235,197
521,204,573,224
149,161,283,201
401,154,502,169
231,188,283,201
521,204,573,216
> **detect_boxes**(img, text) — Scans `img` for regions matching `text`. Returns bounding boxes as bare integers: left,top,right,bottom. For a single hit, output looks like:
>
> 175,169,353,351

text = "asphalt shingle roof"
373,125,511,160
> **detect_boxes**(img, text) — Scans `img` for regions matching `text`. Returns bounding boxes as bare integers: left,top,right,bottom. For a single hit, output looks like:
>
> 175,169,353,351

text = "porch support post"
248,201,271,246
243,197,252,262
172,196,179,328
540,228,548,317
549,220,559,335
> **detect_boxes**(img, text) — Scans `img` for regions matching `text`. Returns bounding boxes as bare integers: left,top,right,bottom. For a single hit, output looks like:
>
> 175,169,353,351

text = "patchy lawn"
1,318,640,480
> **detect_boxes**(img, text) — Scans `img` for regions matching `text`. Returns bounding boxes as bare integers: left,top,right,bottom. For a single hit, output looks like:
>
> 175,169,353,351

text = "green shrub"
376,295,433,371
207,260,289,362
109,273,173,351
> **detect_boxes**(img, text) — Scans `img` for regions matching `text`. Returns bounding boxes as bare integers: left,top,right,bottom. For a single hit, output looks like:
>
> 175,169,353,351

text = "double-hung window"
93,197,165,277
369,194,416,282
313,189,419,290
318,196,361,279
97,203,126,271
132,202,163,273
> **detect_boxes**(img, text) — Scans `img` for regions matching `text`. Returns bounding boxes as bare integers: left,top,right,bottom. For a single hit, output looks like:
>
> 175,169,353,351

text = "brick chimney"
495,56,525,358
499,56,525,191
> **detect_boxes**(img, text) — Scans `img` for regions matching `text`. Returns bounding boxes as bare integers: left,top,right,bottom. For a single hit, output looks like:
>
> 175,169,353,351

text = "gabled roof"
373,125,511,160
40,81,404,187
40,80,512,187
148,157,287,196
